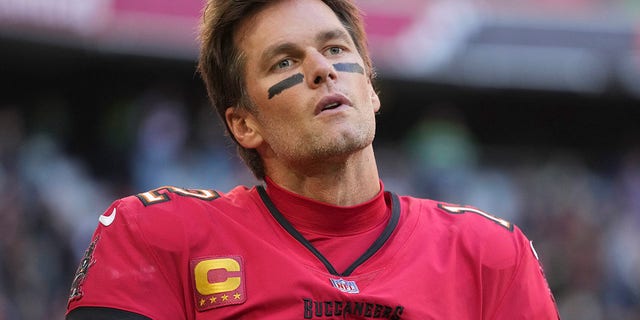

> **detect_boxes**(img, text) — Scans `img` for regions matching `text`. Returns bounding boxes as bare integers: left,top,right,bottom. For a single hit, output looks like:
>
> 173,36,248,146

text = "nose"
304,51,337,88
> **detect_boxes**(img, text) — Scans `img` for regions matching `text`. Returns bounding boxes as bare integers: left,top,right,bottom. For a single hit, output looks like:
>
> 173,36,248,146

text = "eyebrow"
315,28,351,46
261,43,300,71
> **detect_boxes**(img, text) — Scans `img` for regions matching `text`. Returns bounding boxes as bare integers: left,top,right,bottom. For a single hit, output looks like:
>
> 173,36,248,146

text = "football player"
66,0,560,319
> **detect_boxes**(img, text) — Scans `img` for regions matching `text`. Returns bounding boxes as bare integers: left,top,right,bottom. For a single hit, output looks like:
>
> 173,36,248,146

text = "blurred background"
0,0,639,319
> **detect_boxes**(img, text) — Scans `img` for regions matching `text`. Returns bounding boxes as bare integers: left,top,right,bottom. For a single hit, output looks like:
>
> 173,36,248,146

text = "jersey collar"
257,181,400,276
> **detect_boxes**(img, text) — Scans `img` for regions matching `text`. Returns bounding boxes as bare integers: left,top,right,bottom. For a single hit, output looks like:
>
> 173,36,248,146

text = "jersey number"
438,204,513,231
136,186,220,206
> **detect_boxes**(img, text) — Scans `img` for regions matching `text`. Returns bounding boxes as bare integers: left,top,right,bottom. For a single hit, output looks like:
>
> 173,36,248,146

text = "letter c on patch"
194,258,241,295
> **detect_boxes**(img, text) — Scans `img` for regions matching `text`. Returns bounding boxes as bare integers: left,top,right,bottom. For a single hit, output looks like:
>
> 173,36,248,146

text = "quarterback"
66,0,560,319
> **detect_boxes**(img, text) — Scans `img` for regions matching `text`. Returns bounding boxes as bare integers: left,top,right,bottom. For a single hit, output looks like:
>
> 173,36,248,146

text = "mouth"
322,102,341,111
316,94,351,115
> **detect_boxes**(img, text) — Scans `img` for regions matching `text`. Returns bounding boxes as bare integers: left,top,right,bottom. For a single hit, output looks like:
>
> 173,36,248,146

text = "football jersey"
66,182,559,319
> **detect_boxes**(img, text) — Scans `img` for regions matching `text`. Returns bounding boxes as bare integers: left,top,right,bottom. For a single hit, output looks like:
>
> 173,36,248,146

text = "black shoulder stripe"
67,307,151,320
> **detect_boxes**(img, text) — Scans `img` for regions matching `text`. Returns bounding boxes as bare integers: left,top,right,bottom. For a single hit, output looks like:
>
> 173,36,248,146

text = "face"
228,0,380,169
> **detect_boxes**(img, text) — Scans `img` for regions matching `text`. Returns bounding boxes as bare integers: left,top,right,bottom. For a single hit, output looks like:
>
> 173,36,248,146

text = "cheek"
254,103,300,137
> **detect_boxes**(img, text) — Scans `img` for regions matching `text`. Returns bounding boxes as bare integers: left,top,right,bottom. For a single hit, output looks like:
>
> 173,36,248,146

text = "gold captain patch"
191,256,246,311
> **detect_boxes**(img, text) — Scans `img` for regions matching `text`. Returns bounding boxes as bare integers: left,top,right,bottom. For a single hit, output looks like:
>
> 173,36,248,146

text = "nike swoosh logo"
99,208,117,227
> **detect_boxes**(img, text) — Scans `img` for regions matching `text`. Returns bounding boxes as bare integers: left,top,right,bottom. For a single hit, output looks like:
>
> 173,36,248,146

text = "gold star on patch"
221,294,229,301
234,293,241,300
199,299,205,306
210,296,217,304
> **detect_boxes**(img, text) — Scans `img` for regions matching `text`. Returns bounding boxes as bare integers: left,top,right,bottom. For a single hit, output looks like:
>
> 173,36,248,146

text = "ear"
225,107,263,149
369,84,381,113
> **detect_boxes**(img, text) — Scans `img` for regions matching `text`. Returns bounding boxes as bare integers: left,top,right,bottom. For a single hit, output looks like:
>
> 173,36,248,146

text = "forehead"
236,0,348,56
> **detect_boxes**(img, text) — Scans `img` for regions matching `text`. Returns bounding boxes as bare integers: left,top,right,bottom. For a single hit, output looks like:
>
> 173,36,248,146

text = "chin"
311,132,374,159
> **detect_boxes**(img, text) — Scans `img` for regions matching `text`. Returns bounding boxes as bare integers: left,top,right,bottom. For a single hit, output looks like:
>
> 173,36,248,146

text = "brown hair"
198,0,374,180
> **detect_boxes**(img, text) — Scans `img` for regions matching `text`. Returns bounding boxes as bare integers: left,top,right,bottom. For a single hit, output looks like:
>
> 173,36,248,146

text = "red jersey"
67,181,559,319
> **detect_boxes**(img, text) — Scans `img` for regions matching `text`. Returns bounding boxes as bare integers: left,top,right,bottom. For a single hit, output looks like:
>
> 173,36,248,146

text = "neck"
263,146,380,206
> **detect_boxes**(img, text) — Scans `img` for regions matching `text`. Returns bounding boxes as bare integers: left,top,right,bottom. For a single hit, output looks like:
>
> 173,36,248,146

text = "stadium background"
0,0,639,318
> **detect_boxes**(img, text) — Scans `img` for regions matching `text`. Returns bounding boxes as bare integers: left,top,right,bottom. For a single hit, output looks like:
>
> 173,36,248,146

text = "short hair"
198,0,374,180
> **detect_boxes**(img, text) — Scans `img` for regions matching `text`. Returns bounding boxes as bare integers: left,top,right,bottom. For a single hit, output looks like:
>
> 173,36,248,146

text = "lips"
323,102,340,111
315,94,351,115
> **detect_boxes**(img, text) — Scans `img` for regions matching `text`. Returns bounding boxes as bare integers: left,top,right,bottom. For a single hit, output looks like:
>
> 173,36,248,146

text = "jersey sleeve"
487,227,560,320
66,197,187,319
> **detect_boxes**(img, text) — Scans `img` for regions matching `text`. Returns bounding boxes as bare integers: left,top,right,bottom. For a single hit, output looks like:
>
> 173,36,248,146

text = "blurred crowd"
0,88,638,320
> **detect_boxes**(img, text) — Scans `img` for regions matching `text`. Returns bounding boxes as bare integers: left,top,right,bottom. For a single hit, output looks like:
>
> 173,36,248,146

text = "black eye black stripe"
268,73,304,99
266,63,364,100
332,62,364,75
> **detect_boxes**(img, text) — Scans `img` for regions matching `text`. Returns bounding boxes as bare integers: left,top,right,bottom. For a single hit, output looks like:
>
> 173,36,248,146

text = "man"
66,0,560,319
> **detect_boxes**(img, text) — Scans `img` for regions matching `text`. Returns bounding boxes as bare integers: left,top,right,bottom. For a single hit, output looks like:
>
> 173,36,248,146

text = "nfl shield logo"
330,278,360,294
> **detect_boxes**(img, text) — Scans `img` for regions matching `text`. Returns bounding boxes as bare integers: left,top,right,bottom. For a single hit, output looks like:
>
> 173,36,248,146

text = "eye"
274,58,293,70
327,47,343,55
